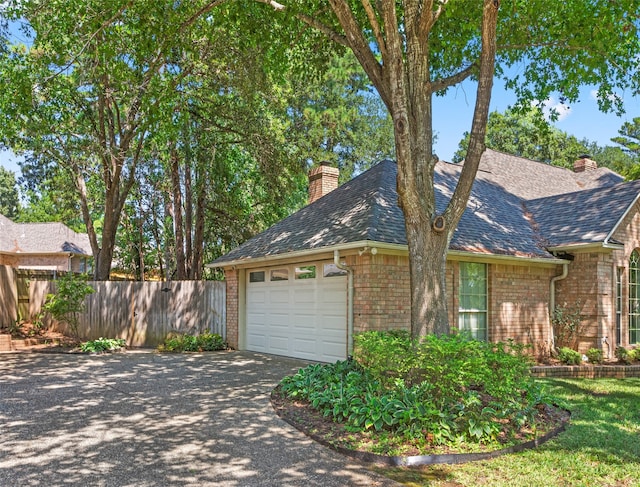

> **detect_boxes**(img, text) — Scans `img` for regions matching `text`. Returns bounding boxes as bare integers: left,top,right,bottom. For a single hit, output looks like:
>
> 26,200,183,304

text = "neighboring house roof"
211,149,634,267
0,214,91,256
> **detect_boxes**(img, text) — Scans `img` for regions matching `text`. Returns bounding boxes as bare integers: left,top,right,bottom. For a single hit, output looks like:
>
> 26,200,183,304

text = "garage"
245,262,347,362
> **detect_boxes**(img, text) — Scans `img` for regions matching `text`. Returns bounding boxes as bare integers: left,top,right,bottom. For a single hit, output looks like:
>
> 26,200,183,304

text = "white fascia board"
604,192,640,245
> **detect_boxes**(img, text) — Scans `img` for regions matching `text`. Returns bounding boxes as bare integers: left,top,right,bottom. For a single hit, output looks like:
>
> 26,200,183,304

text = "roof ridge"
366,160,396,241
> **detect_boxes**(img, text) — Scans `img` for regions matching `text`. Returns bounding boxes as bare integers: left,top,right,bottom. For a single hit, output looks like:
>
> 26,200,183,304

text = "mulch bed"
270,385,570,463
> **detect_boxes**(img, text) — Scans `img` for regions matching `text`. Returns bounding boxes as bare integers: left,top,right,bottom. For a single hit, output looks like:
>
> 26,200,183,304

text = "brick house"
211,150,640,362
0,214,91,272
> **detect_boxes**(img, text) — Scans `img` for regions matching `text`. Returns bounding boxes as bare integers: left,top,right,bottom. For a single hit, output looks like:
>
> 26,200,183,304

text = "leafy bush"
280,332,554,447
629,349,639,363
43,273,94,336
615,346,631,364
158,332,226,352
585,348,604,364
80,337,126,353
558,347,582,365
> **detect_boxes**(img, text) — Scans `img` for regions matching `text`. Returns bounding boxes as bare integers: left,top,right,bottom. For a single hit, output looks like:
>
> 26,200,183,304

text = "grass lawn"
373,378,640,487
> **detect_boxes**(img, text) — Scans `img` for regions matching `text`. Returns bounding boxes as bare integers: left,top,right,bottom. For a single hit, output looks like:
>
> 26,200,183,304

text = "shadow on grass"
537,378,640,465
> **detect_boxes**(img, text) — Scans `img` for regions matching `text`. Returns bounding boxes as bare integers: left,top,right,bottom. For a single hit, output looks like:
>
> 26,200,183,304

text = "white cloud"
590,89,622,105
536,97,572,122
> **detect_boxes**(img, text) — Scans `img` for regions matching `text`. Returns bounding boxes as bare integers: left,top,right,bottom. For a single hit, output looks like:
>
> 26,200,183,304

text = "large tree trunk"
327,0,499,337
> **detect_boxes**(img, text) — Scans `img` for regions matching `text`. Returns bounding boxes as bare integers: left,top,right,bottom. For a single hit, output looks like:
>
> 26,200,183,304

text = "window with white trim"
616,267,623,345
629,251,640,345
458,262,488,341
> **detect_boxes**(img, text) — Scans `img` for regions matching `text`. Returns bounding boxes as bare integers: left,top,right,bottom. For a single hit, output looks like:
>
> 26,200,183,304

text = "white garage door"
246,262,347,362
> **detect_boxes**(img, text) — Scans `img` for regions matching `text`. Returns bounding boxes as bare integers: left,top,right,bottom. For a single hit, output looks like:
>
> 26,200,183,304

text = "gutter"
333,250,354,358
549,263,569,350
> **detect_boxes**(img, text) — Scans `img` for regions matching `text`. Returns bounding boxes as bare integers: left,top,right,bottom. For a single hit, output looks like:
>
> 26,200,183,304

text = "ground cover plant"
157,332,226,352
276,331,562,455
80,337,126,353
375,378,640,486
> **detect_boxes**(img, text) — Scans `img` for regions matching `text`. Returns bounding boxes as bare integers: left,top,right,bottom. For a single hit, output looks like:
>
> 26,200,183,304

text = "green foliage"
585,348,604,365
557,347,582,365
42,273,94,336
80,338,125,353
615,346,631,364
551,302,584,351
280,332,552,447
0,166,19,218
158,332,226,353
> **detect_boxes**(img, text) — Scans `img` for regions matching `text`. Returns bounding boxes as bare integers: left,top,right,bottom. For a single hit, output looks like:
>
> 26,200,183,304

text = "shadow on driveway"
0,351,398,486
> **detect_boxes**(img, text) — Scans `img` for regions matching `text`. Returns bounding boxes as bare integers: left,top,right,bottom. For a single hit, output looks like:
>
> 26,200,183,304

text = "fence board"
1,275,226,347
58,280,227,347
0,265,17,327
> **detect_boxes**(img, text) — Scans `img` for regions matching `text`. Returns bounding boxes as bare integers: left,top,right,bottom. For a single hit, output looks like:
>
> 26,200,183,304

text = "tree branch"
430,63,477,92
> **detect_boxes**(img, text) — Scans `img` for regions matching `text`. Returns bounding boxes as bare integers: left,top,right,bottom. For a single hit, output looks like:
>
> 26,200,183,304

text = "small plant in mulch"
558,347,582,365
585,348,604,364
157,332,227,352
274,332,567,458
80,337,126,353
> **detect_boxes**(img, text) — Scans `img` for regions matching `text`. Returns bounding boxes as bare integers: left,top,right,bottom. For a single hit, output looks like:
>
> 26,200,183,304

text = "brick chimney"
308,162,339,204
573,155,598,173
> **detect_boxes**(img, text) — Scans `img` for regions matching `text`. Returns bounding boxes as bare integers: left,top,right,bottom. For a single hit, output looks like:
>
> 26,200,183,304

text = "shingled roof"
211,149,634,267
0,215,91,256
526,179,640,248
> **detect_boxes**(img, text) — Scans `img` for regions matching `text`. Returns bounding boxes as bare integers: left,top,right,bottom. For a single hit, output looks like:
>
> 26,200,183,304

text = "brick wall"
490,263,556,356
346,253,554,356
225,268,239,349
346,253,413,332
610,201,640,349
555,252,613,353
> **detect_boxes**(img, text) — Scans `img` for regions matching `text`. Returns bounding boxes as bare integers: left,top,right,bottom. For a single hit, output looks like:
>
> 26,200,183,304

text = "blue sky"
1,80,639,175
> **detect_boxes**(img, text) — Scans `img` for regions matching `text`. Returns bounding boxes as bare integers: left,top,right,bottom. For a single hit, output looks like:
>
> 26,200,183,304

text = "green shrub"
558,347,582,365
280,332,554,447
615,346,631,364
158,332,226,352
80,337,125,353
43,273,94,336
585,348,604,364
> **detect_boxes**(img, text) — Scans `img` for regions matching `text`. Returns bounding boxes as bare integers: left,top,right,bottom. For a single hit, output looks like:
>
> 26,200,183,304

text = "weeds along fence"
5,270,226,347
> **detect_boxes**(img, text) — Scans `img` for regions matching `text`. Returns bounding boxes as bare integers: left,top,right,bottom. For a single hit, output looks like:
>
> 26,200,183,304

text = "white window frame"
458,262,488,341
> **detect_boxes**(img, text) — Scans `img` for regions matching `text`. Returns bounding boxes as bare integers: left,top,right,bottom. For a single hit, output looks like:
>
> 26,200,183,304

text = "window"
629,251,640,345
616,267,623,345
458,262,488,341
323,263,347,277
249,271,265,283
295,265,316,280
270,269,289,281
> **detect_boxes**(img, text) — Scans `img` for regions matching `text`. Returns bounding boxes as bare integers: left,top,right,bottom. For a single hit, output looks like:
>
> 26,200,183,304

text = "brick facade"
225,268,239,349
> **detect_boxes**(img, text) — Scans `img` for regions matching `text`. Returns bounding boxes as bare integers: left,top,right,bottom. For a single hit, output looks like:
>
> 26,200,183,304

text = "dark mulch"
270,385,570,460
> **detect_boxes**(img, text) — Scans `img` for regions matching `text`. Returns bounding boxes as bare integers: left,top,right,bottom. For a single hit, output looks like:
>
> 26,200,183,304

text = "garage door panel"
268,336,290,354
246,267,346,362
269,289,290,304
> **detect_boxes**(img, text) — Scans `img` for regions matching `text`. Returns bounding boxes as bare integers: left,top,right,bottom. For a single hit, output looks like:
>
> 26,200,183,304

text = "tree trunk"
170,147,187,279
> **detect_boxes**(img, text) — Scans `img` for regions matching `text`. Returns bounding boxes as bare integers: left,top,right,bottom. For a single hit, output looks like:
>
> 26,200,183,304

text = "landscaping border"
531,365,640,379
271,394,570,467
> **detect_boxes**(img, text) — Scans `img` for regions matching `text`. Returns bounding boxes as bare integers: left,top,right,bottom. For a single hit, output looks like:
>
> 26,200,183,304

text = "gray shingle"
211,150,634,266
0,214,91,256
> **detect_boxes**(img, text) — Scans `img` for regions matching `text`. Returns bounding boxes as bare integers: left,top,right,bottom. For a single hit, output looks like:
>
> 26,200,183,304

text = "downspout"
549,263,569,351
334,250,354,358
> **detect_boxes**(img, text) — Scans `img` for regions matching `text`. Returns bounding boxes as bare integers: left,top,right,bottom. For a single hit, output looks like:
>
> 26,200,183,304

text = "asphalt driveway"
0,350,398,486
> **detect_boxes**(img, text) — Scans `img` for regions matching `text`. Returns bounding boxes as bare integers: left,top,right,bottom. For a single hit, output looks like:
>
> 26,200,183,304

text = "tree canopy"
277,0,640,336
453,107,637,174
0,166,19,218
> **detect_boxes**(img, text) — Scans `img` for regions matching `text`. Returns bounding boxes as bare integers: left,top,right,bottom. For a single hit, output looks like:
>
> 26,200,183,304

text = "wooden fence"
0,265,17,327
3,270,226,347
